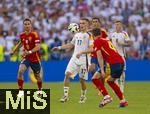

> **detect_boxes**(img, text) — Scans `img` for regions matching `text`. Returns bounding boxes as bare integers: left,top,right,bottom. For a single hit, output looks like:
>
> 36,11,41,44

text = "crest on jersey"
29,36,32,42
25,40,28,44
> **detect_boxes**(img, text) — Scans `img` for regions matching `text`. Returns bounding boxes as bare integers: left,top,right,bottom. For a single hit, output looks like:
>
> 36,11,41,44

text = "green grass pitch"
0,82,150,114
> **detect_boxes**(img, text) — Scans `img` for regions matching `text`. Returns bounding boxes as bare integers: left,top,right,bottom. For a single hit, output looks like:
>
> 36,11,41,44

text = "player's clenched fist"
51,46,61,51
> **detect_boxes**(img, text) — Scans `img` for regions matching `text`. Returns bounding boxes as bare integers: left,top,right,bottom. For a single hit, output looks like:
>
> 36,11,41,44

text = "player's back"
94,37,124,64
91,29,108,58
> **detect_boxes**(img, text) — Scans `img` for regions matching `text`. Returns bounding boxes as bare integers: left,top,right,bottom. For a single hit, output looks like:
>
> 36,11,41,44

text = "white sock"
104,95,111,99
120,99,126,103
64,86,69,97
81,89,87,97
120,72,125,93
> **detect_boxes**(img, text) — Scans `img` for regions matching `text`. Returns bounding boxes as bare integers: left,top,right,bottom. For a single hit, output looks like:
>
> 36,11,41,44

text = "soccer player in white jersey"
109,21,132,93
52,18,93,103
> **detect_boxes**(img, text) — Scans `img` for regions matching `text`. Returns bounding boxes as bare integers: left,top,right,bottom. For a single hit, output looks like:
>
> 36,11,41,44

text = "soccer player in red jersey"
90,17,108,77
92,28,128,107
10,18,42,97
77,28,128,107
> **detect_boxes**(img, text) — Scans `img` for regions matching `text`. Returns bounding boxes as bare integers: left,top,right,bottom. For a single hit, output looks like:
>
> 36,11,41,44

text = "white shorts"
122,56,126,71
65,56,90,80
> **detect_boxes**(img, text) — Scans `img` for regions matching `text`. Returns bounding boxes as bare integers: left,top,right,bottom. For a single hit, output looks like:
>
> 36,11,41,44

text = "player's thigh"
91,71,101,79
79,64,88,80
90,57,98,71
18,59,29,73
110,63,124,79
30,62,41,76
90,63,96,72
65,59,79,79
29,67,43,83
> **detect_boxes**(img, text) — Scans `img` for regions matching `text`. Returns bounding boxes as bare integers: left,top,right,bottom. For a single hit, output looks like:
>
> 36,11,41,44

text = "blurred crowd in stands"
0,0,150,61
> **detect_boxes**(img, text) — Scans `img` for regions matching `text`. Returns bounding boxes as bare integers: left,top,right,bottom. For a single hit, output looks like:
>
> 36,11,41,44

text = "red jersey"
20,31,41,62
91,30,108,58
94,36,124,64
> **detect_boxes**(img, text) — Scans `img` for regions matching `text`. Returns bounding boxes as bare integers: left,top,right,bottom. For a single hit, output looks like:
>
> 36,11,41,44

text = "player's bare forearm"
10,41,22,55
22,44,40,57
118,40,133,47
30,44,40,53
76,47,94,58
123,40,133,47
51,43,74,51
81,47,94,54
60,43,74,50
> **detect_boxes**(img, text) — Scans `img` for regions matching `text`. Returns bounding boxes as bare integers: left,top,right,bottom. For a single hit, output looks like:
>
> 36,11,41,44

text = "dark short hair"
23,18,32,24
80,17,90,24
115,20,122,23
92,17,101,23
92,28,101,37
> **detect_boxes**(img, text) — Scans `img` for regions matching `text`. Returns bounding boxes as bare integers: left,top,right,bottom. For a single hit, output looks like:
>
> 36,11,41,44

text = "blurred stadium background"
0,0,150,114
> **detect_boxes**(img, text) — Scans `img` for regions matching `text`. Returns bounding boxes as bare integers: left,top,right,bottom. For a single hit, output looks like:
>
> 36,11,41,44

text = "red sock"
18,79,23,90
37,80,42,90
92,79,108,96
107,80,124,100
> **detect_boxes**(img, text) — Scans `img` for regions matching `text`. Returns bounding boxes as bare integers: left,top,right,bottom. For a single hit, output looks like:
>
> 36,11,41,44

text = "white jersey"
110,31,130,57
65,32,93,80
71,32,93,58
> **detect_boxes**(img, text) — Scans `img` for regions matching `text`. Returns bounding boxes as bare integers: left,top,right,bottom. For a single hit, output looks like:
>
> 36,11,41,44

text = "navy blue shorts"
21,59,41,74
91,57,98,65
98,63,124,78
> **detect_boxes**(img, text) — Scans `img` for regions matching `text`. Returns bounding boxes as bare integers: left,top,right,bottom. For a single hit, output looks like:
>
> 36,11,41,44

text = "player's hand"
10,50,15,56
101,70,105,78
76,52,83,59
51,47,61,51
22,50,29,57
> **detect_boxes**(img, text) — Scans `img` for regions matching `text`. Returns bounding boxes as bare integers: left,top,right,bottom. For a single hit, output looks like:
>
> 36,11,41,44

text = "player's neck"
116,30,121,33
25,30,32,35
95,35,101,39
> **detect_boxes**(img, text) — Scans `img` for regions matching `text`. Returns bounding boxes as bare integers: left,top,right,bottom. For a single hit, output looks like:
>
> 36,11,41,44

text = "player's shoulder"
121,31,129,38
31,31,39,38
101,28,107,33
95,37,102,42
75,32,91,38
121,31,128,36
19,32,26,37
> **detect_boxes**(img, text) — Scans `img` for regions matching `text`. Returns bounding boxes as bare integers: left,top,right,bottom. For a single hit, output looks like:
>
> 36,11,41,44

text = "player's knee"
79,78,85,83
18,70,24,76
90,65,96,73
34,73,41,80
107,77,115,82
65,72,72,79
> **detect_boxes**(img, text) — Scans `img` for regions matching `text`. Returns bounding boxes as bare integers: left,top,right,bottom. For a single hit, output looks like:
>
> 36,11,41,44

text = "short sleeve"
32,32,40,44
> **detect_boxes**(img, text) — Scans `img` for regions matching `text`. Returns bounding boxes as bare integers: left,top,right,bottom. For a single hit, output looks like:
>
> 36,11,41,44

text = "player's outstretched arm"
51,43,74,51
76,47,94,58
10,41,22,56
117,39,133,47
